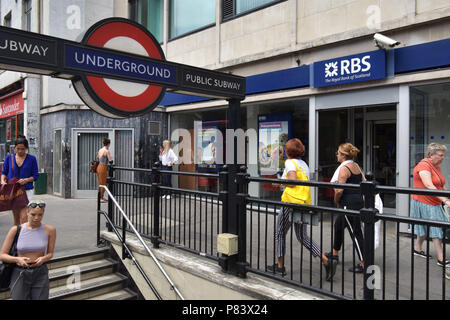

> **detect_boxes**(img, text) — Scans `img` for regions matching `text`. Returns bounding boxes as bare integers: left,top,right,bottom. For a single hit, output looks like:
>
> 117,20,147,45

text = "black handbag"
0,225,22,290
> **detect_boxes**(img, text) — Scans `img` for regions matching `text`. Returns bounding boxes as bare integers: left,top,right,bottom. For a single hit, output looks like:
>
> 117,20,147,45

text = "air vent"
148,121,161,136
222,0,235,21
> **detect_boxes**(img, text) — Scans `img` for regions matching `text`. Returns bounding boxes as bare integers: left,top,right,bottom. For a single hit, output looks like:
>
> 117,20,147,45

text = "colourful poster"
258,113,291,175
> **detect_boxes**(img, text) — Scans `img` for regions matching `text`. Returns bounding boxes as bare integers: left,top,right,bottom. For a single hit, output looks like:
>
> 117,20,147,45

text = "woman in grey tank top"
0,200,56,300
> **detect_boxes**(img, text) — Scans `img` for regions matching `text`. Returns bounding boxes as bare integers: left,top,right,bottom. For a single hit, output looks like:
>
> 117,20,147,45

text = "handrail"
99,185,185,300
98,209,162,300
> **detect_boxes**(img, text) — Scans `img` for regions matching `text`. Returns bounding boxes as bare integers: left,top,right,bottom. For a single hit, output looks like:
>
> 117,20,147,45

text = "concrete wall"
41,0,115,108
40,108,168,197
160,0,450,77
102,231,327,300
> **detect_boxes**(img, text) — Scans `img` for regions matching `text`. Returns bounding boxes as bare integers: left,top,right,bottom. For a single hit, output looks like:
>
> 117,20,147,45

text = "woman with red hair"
268,138,338,281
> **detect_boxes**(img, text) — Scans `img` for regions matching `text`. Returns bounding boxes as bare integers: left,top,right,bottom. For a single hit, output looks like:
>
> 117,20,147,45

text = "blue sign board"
313,50,386,88
65,43,178,86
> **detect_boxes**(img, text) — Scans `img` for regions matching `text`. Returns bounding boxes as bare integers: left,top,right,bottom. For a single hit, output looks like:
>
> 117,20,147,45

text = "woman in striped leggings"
267,138,338,281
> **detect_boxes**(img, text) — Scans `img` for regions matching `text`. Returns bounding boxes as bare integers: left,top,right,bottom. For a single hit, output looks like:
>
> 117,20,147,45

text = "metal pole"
151,162,161,248
360,172,377,300
106,163,114,232
236,165,249,278
222,98,241,276
100,185,185,300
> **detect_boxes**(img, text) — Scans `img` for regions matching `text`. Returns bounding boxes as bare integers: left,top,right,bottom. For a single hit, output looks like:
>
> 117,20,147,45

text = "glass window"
223,0,283,21
170,99,309,200
131,0,164,43
410,82,450,186
170,0,215,39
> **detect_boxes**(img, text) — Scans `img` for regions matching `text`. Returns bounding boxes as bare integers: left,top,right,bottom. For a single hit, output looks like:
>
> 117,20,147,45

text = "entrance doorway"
71,128,134,198
317,105,396,208
366,120,396,207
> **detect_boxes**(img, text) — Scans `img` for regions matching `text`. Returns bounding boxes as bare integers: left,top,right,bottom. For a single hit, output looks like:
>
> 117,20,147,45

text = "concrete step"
1,247,140,300
52,273,129,300
47,248,110,271
49,258,118,289
86,288,137,300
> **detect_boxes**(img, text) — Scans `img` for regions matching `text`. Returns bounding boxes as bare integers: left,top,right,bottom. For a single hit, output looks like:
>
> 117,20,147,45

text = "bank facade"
1,0,449,220
139,0,450,226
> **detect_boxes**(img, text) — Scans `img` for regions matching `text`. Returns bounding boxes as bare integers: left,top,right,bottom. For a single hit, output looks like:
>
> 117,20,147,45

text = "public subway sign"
0,18,245,118
312,50,386,88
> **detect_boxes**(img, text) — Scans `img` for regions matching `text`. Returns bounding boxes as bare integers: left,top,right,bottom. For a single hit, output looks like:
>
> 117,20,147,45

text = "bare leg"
12,208,20,225
19,207,28,224
415,235,427,252
277,256,284,268
433,238,444,262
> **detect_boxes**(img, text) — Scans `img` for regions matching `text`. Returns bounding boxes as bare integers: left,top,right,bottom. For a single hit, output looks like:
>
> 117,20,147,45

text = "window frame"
222,0,287,23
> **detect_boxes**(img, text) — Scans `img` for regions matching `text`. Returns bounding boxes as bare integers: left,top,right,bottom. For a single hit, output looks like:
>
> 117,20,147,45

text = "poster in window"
257,113,291,176
194,120,226,172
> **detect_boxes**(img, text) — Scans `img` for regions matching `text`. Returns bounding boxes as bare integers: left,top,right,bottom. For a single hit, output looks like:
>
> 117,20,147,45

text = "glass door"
317,109,350,206
367,120,397,208
72,129,134,198
77,132,109,194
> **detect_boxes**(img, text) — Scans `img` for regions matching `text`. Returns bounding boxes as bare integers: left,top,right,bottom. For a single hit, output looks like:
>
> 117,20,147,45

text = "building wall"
160,0,450,77
40,108,168,197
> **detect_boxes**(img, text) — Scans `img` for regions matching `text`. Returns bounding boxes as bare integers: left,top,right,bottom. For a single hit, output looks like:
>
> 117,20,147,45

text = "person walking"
1,135,39,225
411,143,450,267
267,138,338,281
96,138,112,203
159,140,178,200
0,200,56,300
327,143,365,273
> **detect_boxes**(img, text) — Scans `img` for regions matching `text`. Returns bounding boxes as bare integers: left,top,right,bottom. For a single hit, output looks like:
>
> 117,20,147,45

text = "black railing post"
106,163,115,232
151,162,162,248
97,189,101,246
360,172,378,300
236,165,249,278
218,98,243,276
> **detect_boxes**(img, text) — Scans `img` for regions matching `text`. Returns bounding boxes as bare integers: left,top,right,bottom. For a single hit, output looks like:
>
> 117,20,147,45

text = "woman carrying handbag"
267,138,338,281
1,136,39,225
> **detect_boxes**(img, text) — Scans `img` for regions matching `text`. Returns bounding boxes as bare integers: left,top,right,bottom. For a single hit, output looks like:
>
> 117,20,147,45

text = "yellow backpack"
281,159,312,205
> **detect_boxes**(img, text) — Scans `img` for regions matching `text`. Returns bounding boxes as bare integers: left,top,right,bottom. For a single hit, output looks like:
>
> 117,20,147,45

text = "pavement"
0,194,105,259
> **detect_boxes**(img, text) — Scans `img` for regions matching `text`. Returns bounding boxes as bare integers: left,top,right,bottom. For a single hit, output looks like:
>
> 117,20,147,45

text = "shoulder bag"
281,160,318,225
0,225,22,290
90,153,99,173
0,155,28,212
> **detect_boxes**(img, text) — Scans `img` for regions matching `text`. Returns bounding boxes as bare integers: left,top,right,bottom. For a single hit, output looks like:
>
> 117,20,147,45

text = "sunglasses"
28,202,46,208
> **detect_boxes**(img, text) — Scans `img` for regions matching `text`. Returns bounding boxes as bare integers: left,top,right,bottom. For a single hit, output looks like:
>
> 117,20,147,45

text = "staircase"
0,247,140,300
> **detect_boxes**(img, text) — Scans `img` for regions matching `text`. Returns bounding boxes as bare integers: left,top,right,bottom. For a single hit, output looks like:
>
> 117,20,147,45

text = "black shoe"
325,252,339,263
413,250,432,259
267,264,286,276
325,259,338,281
437,259,450,268
348,264,364,273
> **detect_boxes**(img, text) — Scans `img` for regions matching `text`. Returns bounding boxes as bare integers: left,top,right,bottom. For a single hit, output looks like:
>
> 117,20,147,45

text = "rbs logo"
325,55,371,78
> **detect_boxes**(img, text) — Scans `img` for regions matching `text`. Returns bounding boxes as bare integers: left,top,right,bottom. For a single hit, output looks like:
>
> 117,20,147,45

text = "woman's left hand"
33,257,46,267
17,178,28,185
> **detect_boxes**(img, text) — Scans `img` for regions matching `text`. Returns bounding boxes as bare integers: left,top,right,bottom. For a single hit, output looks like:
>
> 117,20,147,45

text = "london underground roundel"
72,18,166,118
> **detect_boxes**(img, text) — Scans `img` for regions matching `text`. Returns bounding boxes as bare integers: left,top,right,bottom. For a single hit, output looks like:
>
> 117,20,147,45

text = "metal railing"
97,184,184,300
99,162,450,300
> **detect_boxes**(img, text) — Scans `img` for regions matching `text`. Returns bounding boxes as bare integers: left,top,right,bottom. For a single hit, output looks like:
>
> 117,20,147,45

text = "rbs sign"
313,50,386,88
